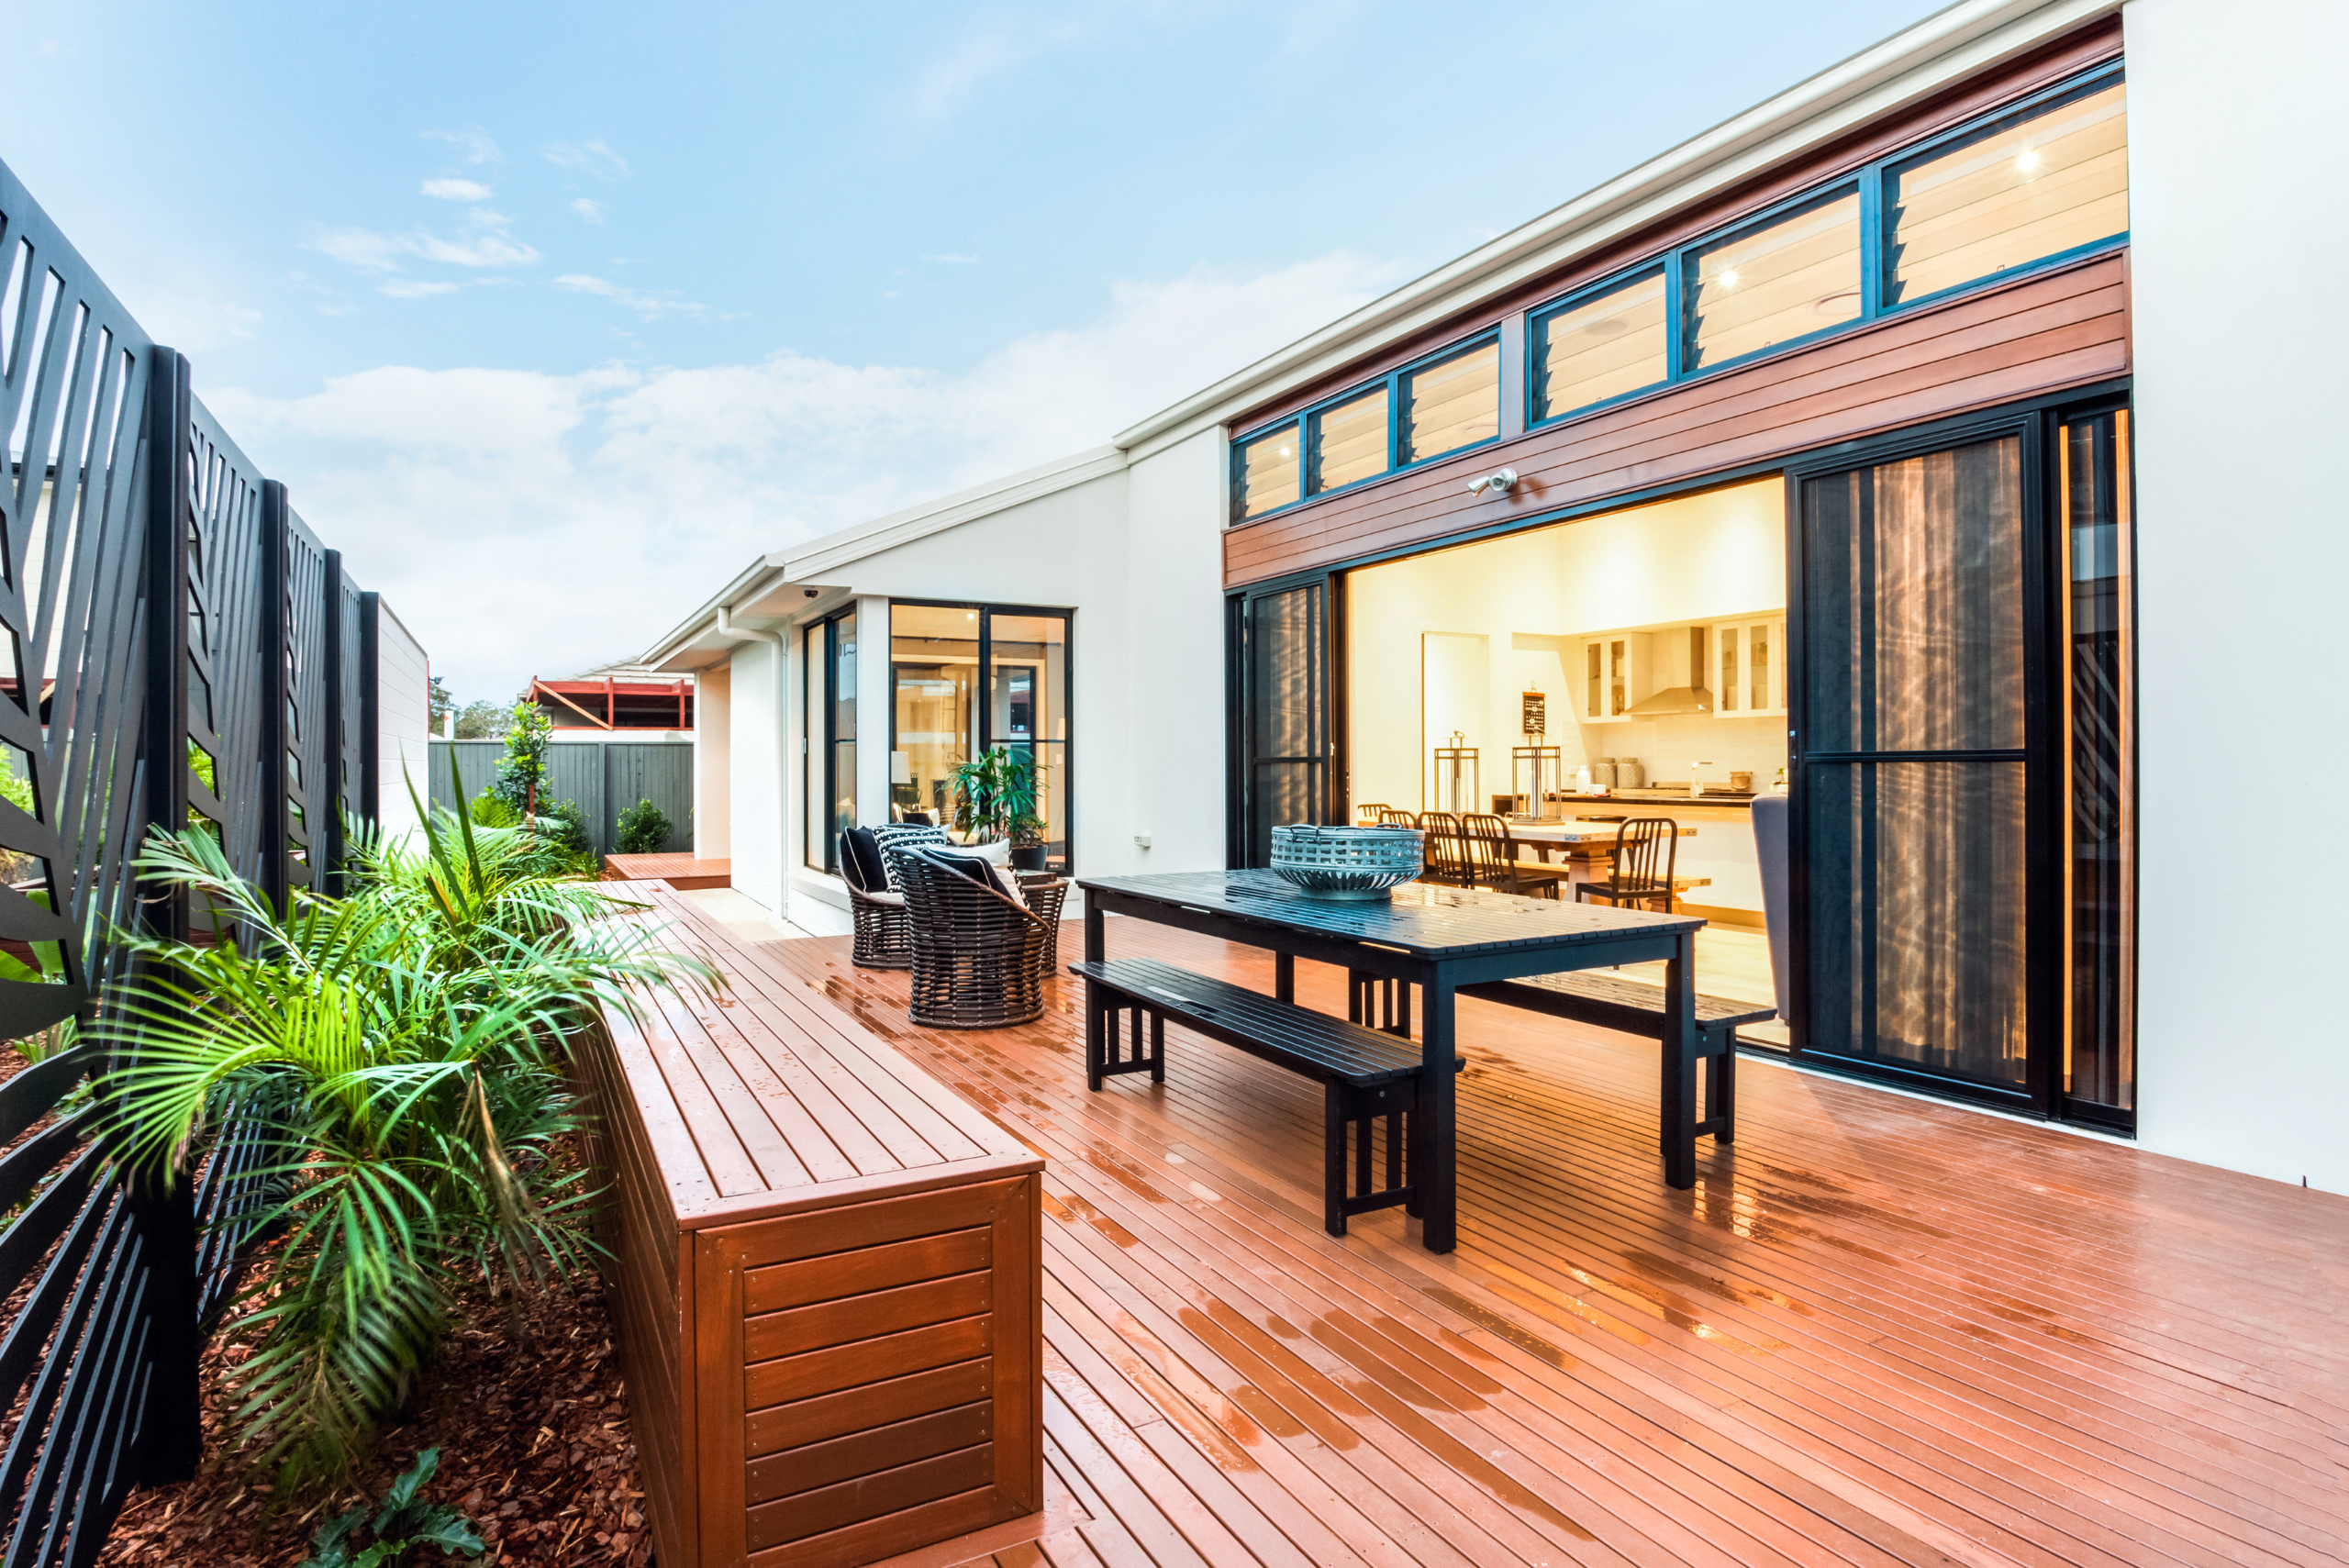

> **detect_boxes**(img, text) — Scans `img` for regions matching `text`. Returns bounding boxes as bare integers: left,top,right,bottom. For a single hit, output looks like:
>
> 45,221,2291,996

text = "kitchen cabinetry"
1711,617,1786,717
1577,631,1652,724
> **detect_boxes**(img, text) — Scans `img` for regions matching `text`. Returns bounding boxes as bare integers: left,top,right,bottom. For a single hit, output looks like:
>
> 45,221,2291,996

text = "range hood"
1623,627,1712,716
1626,683,1713,717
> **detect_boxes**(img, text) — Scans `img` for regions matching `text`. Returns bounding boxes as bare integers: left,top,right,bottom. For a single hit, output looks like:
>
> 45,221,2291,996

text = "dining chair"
1417,812,1473,887
1375,807,1419,828
1574,817,1681,913
1461,814,1569,899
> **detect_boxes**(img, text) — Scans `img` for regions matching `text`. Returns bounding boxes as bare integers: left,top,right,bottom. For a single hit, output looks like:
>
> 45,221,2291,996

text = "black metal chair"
1417,812,1473,887
1575,817,1681,914
1461,814,1568,899
898,848,1052,1029
838,828,911,968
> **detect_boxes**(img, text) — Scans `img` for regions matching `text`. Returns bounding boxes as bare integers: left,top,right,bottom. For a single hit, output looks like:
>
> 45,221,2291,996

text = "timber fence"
0,155,403,1564
427,739,692,856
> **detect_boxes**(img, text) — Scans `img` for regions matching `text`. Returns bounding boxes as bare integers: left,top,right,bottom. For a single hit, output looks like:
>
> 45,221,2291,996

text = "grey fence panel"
428,740,694,856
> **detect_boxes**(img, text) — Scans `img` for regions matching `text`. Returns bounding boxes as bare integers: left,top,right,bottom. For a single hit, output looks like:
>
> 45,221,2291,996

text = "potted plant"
947,747,1050,870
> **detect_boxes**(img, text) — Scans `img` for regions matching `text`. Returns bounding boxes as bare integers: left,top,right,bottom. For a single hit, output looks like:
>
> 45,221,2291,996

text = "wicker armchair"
1015,873,1071,973
898,849,1052,1029
872,822,952,887
839,828,910,968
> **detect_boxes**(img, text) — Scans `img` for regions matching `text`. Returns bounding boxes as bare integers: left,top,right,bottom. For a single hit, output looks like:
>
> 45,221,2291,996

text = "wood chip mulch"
96,1263,655,1567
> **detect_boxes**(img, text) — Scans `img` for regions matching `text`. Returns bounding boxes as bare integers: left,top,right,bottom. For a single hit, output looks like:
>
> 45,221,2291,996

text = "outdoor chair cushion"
841,827,891,894
873,823,952,889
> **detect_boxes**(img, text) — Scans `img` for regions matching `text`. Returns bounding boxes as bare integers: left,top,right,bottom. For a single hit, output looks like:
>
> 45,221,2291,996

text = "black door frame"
1225,570,1341,868
1222,376,2132,1128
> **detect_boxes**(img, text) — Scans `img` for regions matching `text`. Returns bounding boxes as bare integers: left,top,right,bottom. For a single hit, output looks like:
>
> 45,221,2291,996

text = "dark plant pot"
1010,845,1048,873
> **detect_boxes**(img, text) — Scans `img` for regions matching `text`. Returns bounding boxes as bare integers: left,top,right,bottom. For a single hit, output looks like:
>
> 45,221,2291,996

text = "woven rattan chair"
872,822,952,888
899,848,1052,1029
839,828,911,968
1016,873,1071,973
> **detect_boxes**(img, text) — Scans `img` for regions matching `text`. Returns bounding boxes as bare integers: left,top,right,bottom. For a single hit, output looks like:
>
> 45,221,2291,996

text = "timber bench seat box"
1070,955,1463,1236
576,884,1044,1568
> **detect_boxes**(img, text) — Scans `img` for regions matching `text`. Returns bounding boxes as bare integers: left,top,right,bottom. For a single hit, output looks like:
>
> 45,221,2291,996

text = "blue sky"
5,0,1925,699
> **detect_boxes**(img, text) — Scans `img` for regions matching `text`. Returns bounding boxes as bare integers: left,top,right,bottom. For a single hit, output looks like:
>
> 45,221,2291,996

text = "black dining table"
1076,870,1705,1253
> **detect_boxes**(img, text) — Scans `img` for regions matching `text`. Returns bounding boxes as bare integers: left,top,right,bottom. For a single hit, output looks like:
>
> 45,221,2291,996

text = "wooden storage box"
578,938,1043,1568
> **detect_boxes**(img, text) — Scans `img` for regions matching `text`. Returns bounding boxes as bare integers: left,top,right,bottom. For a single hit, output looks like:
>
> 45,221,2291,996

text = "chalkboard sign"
1521,690,1547,737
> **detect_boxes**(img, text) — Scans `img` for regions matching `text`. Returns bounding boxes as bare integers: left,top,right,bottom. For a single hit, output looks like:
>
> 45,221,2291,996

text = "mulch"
95,1263,655,1567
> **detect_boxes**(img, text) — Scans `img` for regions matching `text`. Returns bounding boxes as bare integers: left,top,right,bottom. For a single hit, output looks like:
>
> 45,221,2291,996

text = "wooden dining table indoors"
1075,870,1704,1253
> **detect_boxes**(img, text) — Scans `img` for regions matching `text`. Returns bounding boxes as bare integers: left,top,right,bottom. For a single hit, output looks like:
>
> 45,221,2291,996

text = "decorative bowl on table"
1268,824,1423,899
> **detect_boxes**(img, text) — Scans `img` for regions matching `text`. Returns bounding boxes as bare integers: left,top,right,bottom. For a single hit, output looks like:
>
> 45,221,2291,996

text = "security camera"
1467,467,1518,497
803,588,818,598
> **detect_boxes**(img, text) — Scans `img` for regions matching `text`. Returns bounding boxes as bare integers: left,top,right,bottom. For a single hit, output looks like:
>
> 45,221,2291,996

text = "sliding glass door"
1790,423,2057,1110
1229,578,1330,867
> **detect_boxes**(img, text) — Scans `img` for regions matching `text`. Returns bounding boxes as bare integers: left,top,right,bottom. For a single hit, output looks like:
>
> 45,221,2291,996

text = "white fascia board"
639,559,788,668
775,444,1126,581
1113,0,2118,451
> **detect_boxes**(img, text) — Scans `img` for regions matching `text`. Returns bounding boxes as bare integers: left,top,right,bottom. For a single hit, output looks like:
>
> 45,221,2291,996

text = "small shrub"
302,1447,483,1566
614,798,672,855
467,790,518,828
533,797,597,876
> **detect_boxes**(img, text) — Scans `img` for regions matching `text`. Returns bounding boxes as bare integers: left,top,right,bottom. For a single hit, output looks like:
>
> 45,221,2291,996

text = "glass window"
1533,269,1668,419
1887,78,2127,306
892,603,979,824
1685,189,1862,370
1401,341,1498,462
1309,385,1388,494
1235,423,1300,518
829,611,857,855
986,610,1070,873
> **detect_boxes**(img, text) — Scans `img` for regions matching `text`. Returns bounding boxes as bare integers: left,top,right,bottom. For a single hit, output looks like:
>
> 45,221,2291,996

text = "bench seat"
1070,957,1460,1237
1464,969,1776,1187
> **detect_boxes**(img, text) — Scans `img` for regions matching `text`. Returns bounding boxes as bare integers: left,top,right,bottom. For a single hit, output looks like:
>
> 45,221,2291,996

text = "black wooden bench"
1459,970,1776,1188
1070,957,1462,1238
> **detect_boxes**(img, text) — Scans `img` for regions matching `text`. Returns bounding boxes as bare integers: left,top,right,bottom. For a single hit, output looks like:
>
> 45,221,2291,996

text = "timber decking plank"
733,922,2349,1568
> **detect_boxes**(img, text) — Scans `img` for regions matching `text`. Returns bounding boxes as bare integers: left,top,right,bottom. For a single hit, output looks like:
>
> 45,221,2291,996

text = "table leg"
1661,930,1698,1190
1275,952,1296,1005
1417,975,1457,1252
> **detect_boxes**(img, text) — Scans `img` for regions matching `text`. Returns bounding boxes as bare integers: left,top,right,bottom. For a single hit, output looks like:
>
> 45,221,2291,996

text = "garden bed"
96,1263,654,1567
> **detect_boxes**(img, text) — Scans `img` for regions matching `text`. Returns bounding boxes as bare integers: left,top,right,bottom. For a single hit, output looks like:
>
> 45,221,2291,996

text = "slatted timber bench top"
1069,956,1462,1084
596,881,1040,1224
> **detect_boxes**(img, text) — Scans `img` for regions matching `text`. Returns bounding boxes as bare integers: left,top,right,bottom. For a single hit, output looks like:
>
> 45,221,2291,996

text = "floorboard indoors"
634,890,2349,1568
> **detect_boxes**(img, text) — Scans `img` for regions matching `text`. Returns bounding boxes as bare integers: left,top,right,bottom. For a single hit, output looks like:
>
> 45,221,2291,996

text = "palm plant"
92,798,716,1491
946,746,1043,844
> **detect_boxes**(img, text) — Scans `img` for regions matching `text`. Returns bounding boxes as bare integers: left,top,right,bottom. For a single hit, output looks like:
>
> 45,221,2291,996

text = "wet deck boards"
627,886,2349,1568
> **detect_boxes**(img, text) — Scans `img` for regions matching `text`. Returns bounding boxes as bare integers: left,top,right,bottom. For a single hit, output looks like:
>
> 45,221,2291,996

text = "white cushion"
965,840,1013,867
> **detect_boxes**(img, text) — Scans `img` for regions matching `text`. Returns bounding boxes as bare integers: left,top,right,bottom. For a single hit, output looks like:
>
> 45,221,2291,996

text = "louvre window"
1401,341,1499,463
1532,269,1668,421
1685,189,1863,371
1310,386,1388,494
1235,423,1301,518
1886,78,2127,306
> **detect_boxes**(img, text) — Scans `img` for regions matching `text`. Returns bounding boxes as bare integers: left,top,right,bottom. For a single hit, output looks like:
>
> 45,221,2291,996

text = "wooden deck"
604,851,732,889
628,885,2349,1568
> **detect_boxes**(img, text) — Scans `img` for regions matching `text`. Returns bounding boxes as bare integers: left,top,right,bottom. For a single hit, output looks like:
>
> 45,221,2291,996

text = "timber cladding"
574,883,1045,1568
1225,251,2127,586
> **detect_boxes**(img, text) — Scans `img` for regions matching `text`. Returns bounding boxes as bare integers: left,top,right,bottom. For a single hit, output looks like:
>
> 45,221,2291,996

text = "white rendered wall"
374,603,430,840
1121,430,1228,875
2126,0,2349,1193
694,664,730,858
727,641,784,915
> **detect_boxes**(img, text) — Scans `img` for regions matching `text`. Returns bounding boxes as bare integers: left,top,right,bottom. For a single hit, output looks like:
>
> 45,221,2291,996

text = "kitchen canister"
1591,758,1617,789
1616,757,1644,788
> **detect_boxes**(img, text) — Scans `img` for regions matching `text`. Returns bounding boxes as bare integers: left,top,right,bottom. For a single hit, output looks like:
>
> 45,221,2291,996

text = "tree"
492,701,552,817
451,701,505,740
428,675,453,736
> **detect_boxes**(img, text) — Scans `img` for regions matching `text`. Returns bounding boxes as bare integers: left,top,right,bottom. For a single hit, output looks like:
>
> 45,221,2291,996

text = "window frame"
885,596,1076,873
1525,263,1672,432
1231,328,1504,524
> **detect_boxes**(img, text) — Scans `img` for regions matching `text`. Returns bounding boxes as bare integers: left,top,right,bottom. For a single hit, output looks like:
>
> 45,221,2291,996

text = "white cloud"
422,177,494,202
206,250,1401,699
305,209,541,277
555,273,715,320
542,139,630,179
570,197,608,224
424,128,502,165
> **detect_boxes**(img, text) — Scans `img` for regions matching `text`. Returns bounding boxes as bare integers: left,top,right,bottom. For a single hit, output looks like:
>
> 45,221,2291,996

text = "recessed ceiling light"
2018,150,2042,172
1717,270,1740,289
